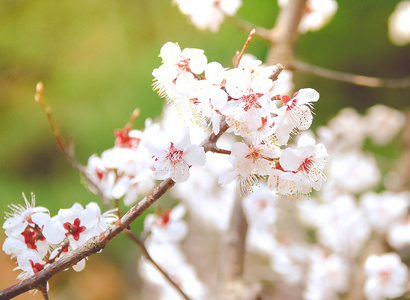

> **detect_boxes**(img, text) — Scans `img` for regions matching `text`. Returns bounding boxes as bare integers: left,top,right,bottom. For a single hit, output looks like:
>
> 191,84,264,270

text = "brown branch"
0,104,231,299
266,0,308,67
0,178,176,299
125,230,191,300
293,59,410,88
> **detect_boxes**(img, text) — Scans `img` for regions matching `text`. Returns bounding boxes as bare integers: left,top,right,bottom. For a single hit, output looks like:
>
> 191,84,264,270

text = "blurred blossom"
140,242,207,300
364,253,409,300
304,249,350,300
278,0,338,33
173,150,236,232
270,242,312,285
301,195,370,257
174,0,242,32
364,104,406,145
387,217,410,249
323,107,367,152
389,1,410,46
327,151,381,195
360,191,410,234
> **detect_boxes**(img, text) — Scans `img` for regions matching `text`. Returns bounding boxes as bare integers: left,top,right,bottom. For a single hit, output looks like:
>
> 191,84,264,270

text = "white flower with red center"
152,42,207,98
86,125,155,206
3,193,49,238
275,88,319,144
229,141,280,177
364,253,409,300
15,250,47,282
146,128,206,182
221,67,277,137
2,193,50,258
114,127,142,150
144,204,188,243
279,135,328,192
220,140,280,194
42,203,105,246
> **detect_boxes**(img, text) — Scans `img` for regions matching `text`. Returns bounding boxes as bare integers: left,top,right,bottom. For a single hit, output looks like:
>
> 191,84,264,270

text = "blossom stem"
125,230,191,300
234,29,256,68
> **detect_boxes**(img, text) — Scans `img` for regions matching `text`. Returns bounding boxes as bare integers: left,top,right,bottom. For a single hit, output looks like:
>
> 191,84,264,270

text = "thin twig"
125,230,191,300
235,29,256,68
227,16,272,41
293,59,410,88
38,283,49,300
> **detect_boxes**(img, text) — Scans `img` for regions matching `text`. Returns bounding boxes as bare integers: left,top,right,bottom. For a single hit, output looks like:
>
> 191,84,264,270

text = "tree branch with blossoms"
2,21,330,299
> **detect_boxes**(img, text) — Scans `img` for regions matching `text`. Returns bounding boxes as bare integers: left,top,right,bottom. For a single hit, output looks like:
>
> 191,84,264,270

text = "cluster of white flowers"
86,125,155,206
173,0,242,32
2,193,116,280
156,103,409,300
153,42,328,197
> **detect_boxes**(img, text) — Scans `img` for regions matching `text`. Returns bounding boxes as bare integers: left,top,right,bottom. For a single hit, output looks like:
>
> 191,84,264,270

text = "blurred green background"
0,0,409,298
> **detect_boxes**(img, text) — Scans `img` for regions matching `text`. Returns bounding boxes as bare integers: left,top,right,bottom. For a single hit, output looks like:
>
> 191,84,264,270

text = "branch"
0,107,231,299
266,0,308,67
125,230,191,300
293,59,410,88
216,195,251,299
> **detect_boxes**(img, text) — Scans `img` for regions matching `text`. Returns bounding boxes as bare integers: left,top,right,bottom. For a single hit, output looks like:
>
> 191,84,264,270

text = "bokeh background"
0,0,409,299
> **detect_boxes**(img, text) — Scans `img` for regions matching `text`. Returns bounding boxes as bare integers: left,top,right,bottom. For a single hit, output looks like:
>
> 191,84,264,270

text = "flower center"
242,92,263,111
166,142,184,166
64,218,86,241
177,58,191,73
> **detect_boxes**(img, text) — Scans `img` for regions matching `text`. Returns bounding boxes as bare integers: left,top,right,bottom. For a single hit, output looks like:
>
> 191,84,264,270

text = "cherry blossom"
174,0,242,32
361,191,410,234
144,204,188,243
274,88,320,144
269,135,328,196
364,253,409,300
152,42,207,99
146,127,206,182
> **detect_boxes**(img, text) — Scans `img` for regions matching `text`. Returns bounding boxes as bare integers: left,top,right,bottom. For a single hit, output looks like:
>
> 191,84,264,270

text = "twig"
38,283,49,300
125,230,191,300
293,59,410,89
235,29,256,68
34,82,111,206
227,16,271,41
0,102,231,299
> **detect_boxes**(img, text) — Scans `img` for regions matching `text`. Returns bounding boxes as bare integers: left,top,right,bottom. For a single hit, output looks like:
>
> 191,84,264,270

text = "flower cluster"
173,0,242,32
86,124,155,206
2,193,115,280
153,42,327,197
